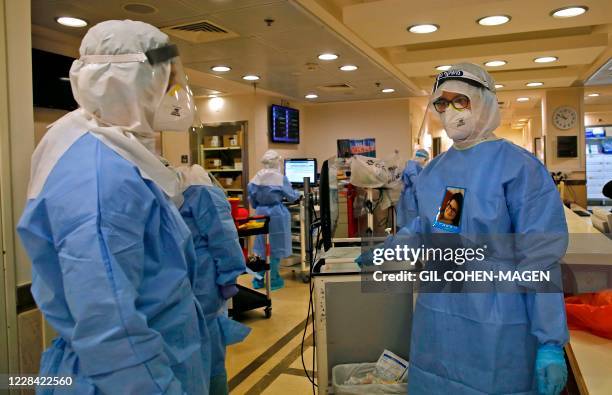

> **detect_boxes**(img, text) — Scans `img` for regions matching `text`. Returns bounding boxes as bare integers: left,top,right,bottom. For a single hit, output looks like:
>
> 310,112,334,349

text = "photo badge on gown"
433,186,465,233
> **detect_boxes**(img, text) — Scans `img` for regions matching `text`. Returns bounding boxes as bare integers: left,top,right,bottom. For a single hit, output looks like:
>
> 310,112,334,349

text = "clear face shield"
415,100,445,155
147,44,199,132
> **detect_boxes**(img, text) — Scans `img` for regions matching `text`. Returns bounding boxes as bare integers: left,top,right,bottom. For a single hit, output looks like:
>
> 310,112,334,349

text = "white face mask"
152,84,195,132
441,107,475,141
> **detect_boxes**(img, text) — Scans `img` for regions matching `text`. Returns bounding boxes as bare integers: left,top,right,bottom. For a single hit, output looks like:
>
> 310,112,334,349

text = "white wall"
302,98,411,165
496,125,524,147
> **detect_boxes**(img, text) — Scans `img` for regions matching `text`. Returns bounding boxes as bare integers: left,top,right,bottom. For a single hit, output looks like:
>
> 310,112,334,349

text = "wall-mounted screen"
557,136,578,158
270,105,299,144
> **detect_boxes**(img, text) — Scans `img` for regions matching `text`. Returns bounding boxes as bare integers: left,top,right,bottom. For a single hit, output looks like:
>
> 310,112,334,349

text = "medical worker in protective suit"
176,164,251,395
248,150,301,290
18,20,210,394
402,64,569,395
396,148,429,229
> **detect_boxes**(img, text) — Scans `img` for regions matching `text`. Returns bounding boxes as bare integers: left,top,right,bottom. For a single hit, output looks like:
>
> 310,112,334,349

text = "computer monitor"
284,158,317,185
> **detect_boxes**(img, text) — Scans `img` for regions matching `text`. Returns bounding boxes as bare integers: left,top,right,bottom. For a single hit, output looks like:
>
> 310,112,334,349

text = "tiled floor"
227,267,317,394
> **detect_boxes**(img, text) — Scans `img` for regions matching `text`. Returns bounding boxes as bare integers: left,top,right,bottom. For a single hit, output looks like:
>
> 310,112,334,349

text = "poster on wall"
337,138,376,158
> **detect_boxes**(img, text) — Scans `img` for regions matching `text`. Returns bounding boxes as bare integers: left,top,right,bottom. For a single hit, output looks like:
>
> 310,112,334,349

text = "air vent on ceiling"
318,83,354,92
162,20,239,44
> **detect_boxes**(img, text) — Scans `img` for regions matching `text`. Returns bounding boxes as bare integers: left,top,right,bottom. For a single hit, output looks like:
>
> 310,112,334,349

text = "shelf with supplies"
202,146,241,151
191,121,248,205
206,168,243,172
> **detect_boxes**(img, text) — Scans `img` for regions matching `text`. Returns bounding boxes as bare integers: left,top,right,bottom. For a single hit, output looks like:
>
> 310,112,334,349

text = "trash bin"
332,363,408,395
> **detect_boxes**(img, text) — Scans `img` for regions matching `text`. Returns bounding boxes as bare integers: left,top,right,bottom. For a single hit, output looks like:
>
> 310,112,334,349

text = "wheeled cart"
229,216,273,319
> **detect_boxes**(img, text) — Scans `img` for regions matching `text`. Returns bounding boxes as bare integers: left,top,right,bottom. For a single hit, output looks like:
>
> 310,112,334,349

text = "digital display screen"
270,105,299,144
285,159,316,184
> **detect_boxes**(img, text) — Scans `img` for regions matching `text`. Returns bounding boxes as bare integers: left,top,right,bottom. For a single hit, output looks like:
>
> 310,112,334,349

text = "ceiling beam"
389,33,608,65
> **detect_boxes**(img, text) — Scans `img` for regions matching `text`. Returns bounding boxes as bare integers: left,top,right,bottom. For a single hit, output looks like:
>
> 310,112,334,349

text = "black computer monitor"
284,158,317,186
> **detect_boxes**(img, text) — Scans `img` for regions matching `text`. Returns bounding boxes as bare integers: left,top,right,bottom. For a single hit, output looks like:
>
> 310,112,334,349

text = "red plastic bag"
565,290,612,339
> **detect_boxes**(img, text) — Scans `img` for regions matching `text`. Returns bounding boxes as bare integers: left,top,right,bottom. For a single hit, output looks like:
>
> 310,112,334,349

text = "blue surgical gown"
247,177,300,259
17,133,209,395
179,185,251,382
396,160,423,229
406,139,569,395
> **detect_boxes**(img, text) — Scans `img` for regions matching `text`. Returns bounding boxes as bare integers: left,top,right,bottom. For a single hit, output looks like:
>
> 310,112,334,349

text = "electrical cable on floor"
301,194,320,392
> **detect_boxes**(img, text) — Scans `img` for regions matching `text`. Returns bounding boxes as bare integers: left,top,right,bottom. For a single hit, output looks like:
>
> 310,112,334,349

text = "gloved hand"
220,284,239,300
535,344,567,395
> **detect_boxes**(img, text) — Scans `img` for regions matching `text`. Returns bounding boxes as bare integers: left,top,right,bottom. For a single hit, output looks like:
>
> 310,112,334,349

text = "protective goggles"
432,69,492,93
79,43,180,66
432,94,470,113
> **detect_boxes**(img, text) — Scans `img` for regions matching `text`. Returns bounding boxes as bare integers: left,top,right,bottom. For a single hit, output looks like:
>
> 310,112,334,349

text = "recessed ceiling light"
381,88,395,93
551,6,588,18
526,82,544,87
436,65,452,71
516,97,530,102
211,65,231,72
495,84,504,89
534,56,558,63
477,15,511,26
318,53,339,61
55,16,88,27
305,94,318,99
587,93,600,97
408,24,439,34
242,75,260,81
340,65,358,71
484,60,507,67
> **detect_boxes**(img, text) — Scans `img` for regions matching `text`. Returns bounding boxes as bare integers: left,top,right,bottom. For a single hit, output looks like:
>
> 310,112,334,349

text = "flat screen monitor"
270,105,300,144
284,158,317,185
557,136,578,158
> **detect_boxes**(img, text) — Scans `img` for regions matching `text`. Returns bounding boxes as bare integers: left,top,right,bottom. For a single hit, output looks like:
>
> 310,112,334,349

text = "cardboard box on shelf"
203,135,222,148
220,174,242,189
204,158,222,169
223,132,242,147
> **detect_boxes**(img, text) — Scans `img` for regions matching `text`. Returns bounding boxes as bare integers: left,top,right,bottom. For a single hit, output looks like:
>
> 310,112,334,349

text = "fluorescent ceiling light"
516,97,530,102
526,82,543,87
587,93,600,97
484,60,507,67
534,56,558,63
318,53,338,61
477,15,511,26
55,16,88,27
59,77,70,82
242,75,260,81
408,24,438,34
381,88,395,93
436,65,452,71
495,84,504,89
340,65,358,71
305,94,318,99
211,65,231,72
551,6,588,18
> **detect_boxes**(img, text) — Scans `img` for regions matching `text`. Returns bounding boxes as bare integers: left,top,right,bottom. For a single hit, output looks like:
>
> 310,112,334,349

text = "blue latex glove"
220,284,239,300
535,344,567,395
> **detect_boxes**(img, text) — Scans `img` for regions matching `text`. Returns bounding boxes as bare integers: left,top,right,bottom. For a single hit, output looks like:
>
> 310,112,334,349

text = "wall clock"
552,106,578,130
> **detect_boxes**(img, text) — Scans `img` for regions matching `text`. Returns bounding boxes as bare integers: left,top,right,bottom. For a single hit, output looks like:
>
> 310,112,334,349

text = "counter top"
564,207,612,266
566,330,612,395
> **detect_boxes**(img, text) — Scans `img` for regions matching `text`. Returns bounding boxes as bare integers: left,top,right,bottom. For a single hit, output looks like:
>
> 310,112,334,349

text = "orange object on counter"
565,290,612,339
